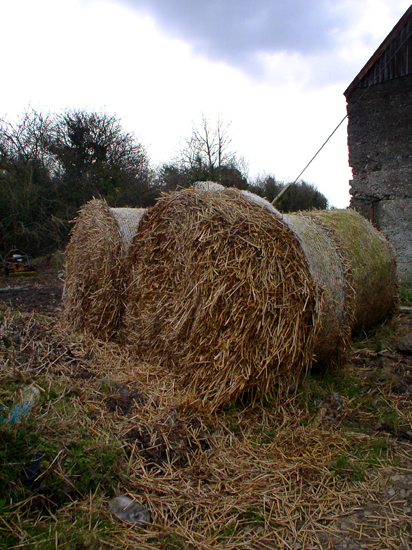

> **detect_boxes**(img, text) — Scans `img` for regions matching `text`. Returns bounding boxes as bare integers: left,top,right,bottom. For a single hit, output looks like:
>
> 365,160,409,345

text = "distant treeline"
0,108,327,258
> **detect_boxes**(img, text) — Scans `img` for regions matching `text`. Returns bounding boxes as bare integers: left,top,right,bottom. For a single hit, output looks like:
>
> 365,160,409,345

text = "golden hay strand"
63,198,146,339
125,188,321,411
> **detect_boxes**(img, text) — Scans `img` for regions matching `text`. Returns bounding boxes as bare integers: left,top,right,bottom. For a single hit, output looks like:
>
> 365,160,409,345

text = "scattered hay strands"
63,198,146,339
24,320,353,550
2,308,410,549
125,188,321,411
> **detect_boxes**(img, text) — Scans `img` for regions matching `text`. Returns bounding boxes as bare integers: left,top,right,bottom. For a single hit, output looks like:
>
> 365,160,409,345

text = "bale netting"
64,198,147,339
282,213,354,365
307,209,398,332
125,188,322,411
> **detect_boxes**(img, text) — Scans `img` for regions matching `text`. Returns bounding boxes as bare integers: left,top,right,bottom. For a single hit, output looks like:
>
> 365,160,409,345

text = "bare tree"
173,113,247,188
195,114,233,169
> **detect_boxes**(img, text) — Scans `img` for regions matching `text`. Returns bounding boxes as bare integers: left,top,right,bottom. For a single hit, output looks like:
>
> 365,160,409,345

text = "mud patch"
0,285,63,314
124,419,210,469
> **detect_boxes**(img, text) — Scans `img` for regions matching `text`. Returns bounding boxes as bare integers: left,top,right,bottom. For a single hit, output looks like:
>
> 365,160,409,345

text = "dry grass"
1,305,411,549
63,199,146,340
124,188,321,412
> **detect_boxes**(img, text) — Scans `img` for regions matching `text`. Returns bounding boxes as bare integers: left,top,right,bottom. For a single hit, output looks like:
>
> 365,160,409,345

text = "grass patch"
1,504,114,550
298,367,360,416
329,437,391,481
400,284,412,306
0,365,126,549
351,321,398,352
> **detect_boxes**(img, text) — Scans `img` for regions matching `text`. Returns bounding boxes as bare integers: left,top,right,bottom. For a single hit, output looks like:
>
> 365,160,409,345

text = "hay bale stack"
188,184,397,366
308,209,398,331
64,199,146,339
125,188,321,410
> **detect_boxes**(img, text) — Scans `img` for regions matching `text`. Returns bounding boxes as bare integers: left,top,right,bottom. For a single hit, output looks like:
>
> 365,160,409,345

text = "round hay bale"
63,199,146,339
193,181,281,215
125,188,320,410
193,181,225,191
282,213,354,364
308,209,398,331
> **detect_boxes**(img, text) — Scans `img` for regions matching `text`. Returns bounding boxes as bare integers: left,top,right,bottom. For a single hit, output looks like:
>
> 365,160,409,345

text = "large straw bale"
282,213,353,364
64,199,146,339
125,188,320,410
308,209,398,331
193,184,397,362
193,181,280,215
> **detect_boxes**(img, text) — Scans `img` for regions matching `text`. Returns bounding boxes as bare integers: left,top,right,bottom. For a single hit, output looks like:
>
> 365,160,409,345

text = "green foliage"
351,321,397,353
47,109,154,209
298,368,360,416
0,382,122,514
250,175,328,212
64,438,119,496
0,420,42,494
0,108,154,258
1,508,113,550
400,285,412,306
279,181,328,212
0,110,69,256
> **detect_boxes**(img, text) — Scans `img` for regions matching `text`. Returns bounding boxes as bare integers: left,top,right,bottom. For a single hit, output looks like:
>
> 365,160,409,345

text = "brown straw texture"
64,198,146,339
125,188,320,411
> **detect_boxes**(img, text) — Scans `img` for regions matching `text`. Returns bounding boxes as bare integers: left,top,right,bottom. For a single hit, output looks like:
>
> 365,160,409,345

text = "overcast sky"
1,0,410,207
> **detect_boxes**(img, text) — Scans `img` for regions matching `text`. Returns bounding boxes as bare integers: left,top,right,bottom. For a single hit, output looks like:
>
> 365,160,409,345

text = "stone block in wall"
347,75,412,200
374,198,412,282
350,170,412,199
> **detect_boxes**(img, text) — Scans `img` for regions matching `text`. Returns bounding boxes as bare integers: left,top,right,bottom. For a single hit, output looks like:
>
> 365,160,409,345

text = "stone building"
344,5,412,282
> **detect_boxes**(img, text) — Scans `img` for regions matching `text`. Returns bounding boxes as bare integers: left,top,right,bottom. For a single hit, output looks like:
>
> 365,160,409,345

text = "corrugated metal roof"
344,5,412,98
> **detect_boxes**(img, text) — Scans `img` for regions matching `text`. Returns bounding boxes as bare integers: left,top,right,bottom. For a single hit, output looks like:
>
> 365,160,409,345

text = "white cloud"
1,0,409,209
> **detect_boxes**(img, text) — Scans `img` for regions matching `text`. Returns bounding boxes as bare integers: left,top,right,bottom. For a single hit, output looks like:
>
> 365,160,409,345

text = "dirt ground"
0,254,64,314
1,256,412,549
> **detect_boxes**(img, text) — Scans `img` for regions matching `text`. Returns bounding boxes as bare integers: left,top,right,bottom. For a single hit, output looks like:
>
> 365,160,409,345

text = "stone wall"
347,74,412,282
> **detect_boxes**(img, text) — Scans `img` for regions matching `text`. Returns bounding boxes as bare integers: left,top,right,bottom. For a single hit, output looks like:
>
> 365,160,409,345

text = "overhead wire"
272,22,412,205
